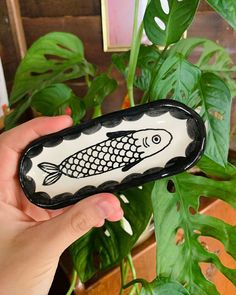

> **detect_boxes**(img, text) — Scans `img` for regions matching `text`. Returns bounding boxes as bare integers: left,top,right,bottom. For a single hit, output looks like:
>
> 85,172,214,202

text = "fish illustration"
38,128,173,186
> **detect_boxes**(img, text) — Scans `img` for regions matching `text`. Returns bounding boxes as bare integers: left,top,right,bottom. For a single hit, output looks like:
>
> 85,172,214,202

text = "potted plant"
5,1,236,294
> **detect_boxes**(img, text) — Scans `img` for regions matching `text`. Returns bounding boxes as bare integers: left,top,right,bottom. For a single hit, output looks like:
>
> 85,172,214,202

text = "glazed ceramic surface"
19,100,206,209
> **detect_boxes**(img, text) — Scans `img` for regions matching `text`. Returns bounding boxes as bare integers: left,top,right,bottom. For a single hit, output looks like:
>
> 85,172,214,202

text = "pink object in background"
108,0,135,48
102,0,149,51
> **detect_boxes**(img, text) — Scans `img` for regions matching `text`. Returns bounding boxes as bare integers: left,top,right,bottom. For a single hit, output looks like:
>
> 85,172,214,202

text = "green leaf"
197,155,236,179
83,74,117,108
151,172,236,295
150,54,201,108
144,0,199,46
112,52,129,76
31,83,73,116
139,278,190,295
199,73,231,167
10,32,95,105
69,95,86,125
70,183,154,282
168,38,236,97
4,98,32,130
134,45,162,91
112,45,162,92
206,0,236,30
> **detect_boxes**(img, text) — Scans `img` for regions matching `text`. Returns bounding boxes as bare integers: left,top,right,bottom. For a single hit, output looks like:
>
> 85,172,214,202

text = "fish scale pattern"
59,134,141,179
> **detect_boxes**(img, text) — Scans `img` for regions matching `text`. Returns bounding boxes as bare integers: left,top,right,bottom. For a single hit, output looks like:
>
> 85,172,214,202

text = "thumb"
31,193,123,256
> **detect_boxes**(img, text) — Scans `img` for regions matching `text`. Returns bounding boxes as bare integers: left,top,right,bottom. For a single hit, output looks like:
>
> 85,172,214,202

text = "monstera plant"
5,0,236,294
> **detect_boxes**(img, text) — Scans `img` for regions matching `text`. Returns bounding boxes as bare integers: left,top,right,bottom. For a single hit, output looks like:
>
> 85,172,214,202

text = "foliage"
70,183,154,282
144,0,199,46
151,173,236,294
6,0,236,294
206,0,236,30
125,278,190,294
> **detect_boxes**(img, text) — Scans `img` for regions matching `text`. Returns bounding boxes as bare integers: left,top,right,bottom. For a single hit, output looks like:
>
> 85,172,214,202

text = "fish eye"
152,135,161,144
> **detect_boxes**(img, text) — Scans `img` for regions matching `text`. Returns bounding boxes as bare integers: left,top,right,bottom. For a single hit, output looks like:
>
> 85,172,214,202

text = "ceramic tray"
19,99,206,209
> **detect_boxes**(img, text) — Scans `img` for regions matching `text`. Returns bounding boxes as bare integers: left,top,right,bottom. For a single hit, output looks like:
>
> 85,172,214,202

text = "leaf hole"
30,69,53,76
121,217,133,236
104,229,111,237
189,206,197,215
187,45,204,63
199,262,217,282
119,194,129,204
198,236,236,266
44,54,68,62
63,68,74,74
193,229,201,235
160,0,170,15
154,17,166,31
207,53,217,65
57,43,73,52
175,227,184,245
167,180,176,193
176,201,180,212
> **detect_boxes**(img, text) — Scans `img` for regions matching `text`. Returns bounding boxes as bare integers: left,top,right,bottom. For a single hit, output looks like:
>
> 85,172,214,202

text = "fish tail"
38,162,62,185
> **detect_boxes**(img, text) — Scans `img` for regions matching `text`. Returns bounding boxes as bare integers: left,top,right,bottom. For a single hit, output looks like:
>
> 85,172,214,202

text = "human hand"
0,116,123,295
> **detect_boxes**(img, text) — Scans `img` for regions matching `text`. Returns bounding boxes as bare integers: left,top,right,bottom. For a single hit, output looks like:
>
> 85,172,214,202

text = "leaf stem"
127,0,143,107
127,254,140,295
85,74,91,87
66,269,78,295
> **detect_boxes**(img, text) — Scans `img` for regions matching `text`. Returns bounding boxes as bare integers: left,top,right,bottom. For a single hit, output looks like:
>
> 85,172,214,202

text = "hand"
0,116,123,295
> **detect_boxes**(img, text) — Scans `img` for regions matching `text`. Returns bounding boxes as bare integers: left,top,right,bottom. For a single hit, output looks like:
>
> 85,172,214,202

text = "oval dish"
19,99,206,209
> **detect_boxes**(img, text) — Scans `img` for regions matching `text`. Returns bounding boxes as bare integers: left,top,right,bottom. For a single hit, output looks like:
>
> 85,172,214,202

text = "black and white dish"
19,99,206,209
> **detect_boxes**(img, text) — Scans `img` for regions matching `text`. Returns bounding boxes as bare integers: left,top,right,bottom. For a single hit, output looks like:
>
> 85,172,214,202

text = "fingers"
0,116,72,180
1,116,73,154
30,194,123,256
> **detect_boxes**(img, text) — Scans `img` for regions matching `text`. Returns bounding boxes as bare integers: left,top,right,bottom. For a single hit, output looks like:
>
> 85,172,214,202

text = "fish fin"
122,159,142,172
106,130,135,139
38,162,62,185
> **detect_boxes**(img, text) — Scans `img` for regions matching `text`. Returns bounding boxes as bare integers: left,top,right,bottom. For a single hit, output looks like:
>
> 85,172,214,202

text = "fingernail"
97,201,118,217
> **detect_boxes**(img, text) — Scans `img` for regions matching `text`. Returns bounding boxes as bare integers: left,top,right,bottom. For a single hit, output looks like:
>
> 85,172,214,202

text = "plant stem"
126,0,143,107
66,269,78,295
85,74,91,87
127,254,140,295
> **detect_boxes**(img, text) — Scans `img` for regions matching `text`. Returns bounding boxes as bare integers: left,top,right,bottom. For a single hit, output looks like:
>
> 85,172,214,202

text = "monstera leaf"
206,0,236,30
112,45,162,92
151,172,236,295
31,83,73,115
83,74,117,108
31,83,86,123
168,38,236,97
10,32,94,104
139,278,190,295
199,73,231,167
6,32,94,129
144,0,199,46
150,54,201,108
197,155,236,179
70,183,154,282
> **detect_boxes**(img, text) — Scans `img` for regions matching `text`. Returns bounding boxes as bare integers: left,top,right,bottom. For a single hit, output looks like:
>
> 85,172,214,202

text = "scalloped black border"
19,99,206,209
